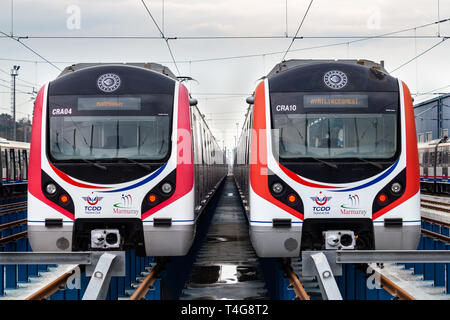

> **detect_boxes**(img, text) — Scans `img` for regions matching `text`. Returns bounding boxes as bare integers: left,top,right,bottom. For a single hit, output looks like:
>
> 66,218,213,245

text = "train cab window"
48,94,172,162
271,92,399,161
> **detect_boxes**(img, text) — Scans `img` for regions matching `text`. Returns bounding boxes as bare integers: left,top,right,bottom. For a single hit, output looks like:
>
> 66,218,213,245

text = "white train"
0,138,29,194
235,59,421,257
418,138,450,193
27,63,226,256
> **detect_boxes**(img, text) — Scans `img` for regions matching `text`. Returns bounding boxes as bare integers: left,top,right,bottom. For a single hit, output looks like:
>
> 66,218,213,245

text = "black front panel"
47,65,175,184
269,62,401,183
72,218,145,256
268,62,398,93
301,218,375,250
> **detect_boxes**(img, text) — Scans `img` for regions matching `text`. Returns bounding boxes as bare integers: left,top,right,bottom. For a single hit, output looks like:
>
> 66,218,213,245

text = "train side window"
9,149,15,181
426,131,432,142
437,151,442,165
23,149,28,179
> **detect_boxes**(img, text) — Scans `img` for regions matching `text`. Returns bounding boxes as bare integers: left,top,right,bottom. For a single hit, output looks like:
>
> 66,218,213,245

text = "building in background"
414,94,450,143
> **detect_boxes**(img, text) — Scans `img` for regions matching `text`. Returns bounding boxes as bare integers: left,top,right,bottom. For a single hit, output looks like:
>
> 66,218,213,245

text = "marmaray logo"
310,191,332,214
113,194,139,215
82,193,103,214
113,194,133,209
340,194,367,215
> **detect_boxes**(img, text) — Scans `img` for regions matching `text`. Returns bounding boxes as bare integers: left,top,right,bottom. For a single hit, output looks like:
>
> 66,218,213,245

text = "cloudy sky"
0,0,449,149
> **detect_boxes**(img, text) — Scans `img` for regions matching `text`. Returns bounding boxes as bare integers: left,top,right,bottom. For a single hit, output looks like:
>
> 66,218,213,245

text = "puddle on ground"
205,235,243,243
189,265,259,285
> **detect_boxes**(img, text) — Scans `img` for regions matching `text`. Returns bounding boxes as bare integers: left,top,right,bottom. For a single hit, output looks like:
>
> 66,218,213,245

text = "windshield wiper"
79,158,107,171
308,157,338,169
354,157,383,169
116,157,152,170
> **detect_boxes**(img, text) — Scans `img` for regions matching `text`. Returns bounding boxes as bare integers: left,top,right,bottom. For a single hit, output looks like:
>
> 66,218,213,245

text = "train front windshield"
48,94,172,162
271,92,399,161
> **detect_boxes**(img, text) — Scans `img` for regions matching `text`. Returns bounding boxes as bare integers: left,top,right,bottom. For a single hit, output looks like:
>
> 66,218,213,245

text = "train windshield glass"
271,92,398,160
48,94,172,161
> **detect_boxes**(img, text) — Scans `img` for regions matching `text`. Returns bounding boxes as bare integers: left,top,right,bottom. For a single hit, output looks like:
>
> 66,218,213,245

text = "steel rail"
421,228,450,243
421,202,450,214
0,230,27,245
25,268,77,300
282,264,310,300
129,263,163,300
0,218,26,231
0,201,27,210
421,216,450,228
0,205,28,216
375,271,415,300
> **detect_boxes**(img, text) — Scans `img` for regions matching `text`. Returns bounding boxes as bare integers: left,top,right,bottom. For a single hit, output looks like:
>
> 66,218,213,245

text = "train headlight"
287,194,297,204
45,183,57,195
378,193,388,204
148,194,157,203
390,182,402,194
271,182,284,194
59,194,69,205
161,182,173,194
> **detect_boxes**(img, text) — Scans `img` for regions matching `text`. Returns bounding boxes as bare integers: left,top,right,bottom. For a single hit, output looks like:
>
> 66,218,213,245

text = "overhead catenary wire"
0,29,61,71
0,18,449,66
390,37,449,73
140,0,180,75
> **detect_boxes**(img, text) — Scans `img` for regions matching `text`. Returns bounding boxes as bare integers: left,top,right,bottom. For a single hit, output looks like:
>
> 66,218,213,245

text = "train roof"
418,138,450,149
58,63,177,80
266,59,397,93
0,137,30,149
267,59,388,77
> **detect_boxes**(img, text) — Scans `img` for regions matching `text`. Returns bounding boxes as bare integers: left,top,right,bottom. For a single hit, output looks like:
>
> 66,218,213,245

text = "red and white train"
28,63,226,256
235,59,420,257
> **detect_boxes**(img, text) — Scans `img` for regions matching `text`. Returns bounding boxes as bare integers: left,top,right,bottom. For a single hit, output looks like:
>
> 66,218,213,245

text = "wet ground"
180,176,268,300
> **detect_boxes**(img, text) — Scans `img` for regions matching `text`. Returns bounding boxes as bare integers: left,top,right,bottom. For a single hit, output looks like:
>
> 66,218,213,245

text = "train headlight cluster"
45,183,57,195
390,182,402,194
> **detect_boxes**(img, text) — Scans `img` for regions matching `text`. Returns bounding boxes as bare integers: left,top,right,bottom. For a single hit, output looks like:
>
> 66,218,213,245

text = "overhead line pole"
281,0,314,61
10,65,19,141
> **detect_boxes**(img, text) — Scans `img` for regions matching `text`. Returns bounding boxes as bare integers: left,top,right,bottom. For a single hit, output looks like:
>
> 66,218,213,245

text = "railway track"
281,262,310,300
128,263,164,300
25,267,78,300
367,265,416,300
